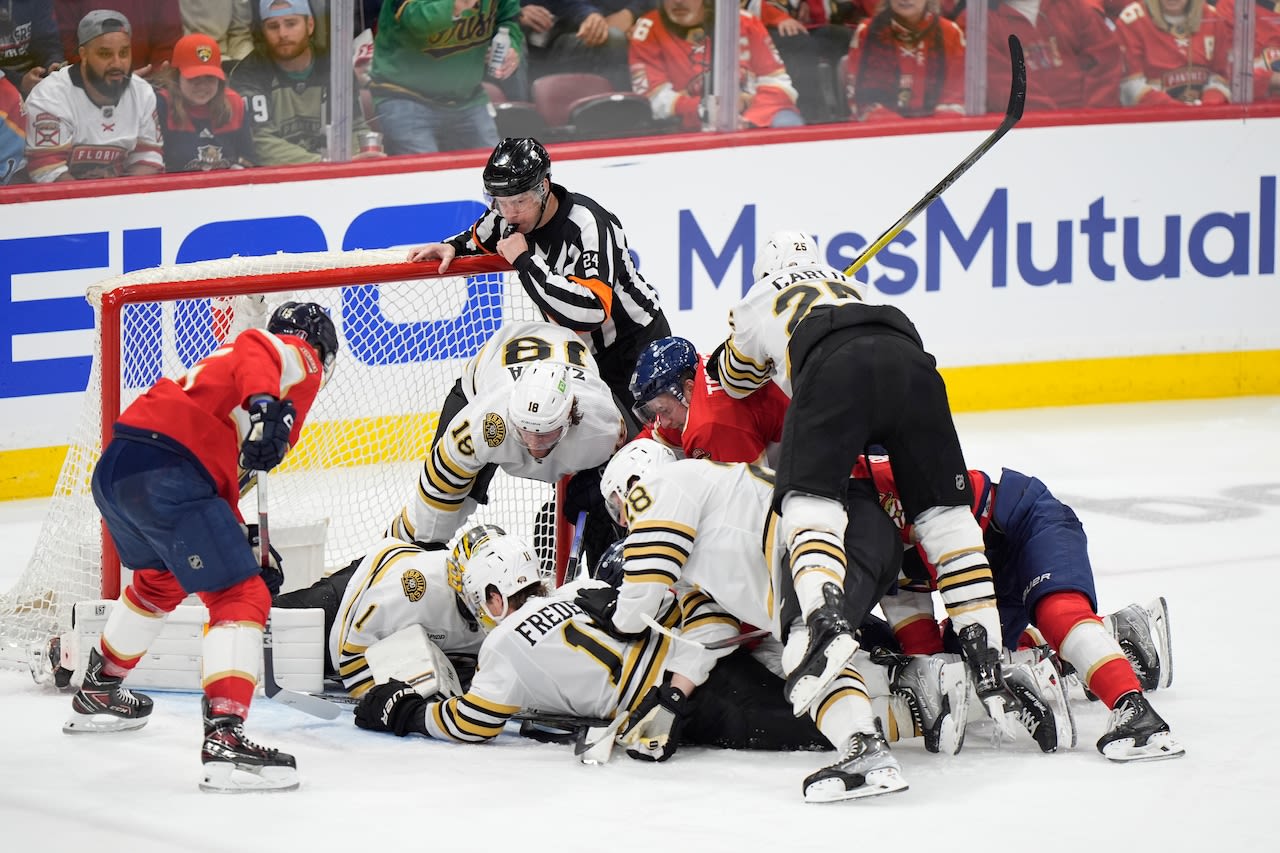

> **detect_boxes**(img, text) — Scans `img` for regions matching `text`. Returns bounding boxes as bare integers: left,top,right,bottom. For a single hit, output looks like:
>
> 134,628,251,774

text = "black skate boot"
63,648,153,734
200,699,299,793
1096,691,1185,762
1106,598,1172,692
783,583,859,716
803,727,908,803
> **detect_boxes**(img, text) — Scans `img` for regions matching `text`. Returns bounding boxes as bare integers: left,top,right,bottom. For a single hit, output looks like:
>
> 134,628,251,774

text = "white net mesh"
0,250,561,658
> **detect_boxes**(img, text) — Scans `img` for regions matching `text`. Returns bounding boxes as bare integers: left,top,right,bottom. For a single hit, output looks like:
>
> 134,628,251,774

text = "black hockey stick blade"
843,33,1027,278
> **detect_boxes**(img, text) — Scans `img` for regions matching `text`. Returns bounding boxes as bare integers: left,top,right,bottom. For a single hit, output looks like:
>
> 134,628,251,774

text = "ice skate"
63,648,153,734
1106,597,1172,691
803,729,908,803
1096,691,1184,763
1003,660,1072,753
875,649,970,755
783,583,859,716
200,700,299,793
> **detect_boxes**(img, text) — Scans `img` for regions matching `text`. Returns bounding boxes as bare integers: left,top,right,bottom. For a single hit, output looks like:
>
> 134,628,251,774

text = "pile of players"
59,137,1182,798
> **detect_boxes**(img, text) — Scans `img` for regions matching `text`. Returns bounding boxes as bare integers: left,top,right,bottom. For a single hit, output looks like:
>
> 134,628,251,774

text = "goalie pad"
364,625,462,699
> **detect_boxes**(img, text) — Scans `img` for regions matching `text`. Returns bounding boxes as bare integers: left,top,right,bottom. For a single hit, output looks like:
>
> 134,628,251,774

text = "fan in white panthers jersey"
579,440,913,802
273,536,487,697
711,230,1011,735
388,321,627,547
352,526,724,747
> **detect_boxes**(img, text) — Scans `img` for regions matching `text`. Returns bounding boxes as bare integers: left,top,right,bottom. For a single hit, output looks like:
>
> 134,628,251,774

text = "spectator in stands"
25,9,163,181
755,0,854,122
1217,0,1280,102
1,73,25,182
180,0,254,69
629,0,803,130
55,0,182,75
154,33,254,171
846,0,965,121
230,0,375,165
522,0,650,93
1,0,64,96
1115,0,1231,106
979,0,1124,112
369,0,523,154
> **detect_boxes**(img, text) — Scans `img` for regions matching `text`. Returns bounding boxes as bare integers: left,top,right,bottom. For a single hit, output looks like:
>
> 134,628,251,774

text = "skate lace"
209,719,277,756
1119,643,1149,683
1110,698,1138,729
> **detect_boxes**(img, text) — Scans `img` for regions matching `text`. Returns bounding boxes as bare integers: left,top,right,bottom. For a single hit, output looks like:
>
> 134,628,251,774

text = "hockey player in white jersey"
273,536,487,696
388,320,626,547
582,440,917,802
711,230,1011,734
351,525,725,747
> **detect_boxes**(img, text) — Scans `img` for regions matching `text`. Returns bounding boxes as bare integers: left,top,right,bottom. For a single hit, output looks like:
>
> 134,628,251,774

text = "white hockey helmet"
509,362,574,456
599,438,678,528
450,528,542,631
753,230,822,281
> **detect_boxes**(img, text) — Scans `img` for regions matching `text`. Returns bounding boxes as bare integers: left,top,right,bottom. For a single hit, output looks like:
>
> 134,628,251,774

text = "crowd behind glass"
0,0,1275,184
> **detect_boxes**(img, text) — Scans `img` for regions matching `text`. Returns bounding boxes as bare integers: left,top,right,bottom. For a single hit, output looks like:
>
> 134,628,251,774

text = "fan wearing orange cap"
153,32,254,171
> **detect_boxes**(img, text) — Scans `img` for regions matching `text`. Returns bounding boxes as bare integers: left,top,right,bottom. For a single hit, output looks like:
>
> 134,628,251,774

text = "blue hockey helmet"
592,539,626,588
629,336,698,425
269,301,338,379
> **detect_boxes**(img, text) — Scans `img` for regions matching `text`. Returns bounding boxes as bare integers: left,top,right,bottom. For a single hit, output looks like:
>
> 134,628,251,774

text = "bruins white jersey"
396,366,624,544
611,459,789,639
717,264,865,398
460,320,601,400
416,583,715,743
331,538,484,696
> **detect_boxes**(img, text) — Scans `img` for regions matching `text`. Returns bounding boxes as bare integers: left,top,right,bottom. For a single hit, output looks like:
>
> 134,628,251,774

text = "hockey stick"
573,709,630,759
843,34,1027,278
560,510,589,586
257,471,343,720
641,614,771,650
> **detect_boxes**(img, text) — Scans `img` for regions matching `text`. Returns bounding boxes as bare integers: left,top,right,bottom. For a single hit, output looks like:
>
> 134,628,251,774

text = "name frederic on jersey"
513,599,581,646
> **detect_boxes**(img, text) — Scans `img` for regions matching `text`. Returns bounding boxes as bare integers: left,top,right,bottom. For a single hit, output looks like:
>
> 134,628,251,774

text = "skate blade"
804,768,909,803
1101,732,1185,763
1145,596,1173,689
63,712,150,734
200,762,300,793
787,633,858,717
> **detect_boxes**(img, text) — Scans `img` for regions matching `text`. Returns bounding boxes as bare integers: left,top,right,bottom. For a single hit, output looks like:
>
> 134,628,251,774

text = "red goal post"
0,250,575,658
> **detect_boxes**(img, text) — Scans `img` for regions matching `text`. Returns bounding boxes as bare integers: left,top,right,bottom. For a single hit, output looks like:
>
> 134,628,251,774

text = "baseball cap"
172,33,225,81
260,0,313,19
77,9,131,46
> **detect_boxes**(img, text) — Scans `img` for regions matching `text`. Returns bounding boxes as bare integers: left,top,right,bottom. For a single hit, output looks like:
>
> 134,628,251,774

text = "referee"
408,137,670,424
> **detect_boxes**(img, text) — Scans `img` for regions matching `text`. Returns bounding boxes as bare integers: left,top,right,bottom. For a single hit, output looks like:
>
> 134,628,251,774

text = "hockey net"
0,250,570,661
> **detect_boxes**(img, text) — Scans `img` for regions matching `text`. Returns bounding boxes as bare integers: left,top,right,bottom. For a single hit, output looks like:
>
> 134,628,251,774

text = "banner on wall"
1,118,1277,453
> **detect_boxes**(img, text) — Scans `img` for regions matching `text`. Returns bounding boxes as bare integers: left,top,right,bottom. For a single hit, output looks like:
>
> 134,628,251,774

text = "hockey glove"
244,524,284,597
354,679,429,737
240,397,296,472
619,681,690,762
562,465,605,523
574,586,646,641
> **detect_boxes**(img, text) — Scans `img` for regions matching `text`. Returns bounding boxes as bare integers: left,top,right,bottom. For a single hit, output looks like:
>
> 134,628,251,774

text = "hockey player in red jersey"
1116,0,1232,105
630,335,790,465
846,0,967,121
979,0,1124,112
628,0,804,131
64,302,338,793
857,454,1185,762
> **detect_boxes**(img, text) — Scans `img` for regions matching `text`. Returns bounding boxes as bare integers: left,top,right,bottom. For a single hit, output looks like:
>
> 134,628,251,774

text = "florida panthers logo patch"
483,413,506,447
400,569,427,602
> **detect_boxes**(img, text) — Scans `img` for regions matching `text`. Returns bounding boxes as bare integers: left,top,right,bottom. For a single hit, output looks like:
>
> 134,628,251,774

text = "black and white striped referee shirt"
447,183,665,354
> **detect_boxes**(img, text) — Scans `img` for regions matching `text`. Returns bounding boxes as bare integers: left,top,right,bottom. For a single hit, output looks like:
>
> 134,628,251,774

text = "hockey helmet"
592,538,627,588
599,438,678,528
453,531,543,631
753,230,822,281
483,138,552,198
629,337,698,427
268,301,339,380
509,362,574,456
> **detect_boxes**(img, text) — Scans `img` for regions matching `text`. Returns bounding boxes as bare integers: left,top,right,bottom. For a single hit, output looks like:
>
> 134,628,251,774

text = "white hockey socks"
99,591,171,675
810,664,878,748
780,492,848,617
913,505,1002,651
203,621,265,719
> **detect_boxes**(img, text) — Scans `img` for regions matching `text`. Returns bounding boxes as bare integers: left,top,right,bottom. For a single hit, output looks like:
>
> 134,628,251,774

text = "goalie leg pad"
364,625,462,699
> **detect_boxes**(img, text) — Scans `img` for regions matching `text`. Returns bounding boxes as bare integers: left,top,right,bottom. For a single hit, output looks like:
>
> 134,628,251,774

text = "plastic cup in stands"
359,132,384,155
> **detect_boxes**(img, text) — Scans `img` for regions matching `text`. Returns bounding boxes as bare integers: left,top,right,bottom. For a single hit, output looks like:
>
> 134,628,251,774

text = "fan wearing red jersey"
628,0,803,131
858,455,1185,763
64,302,338,794
846,0,967,122
1116,0,1232,106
